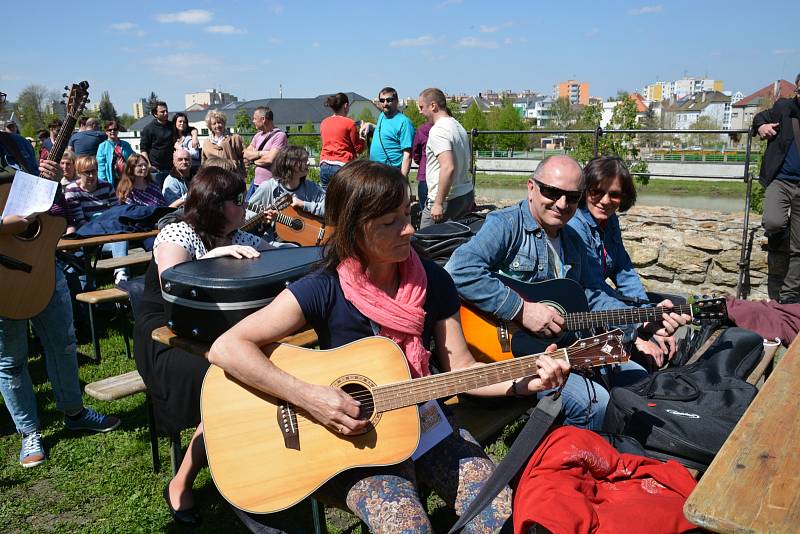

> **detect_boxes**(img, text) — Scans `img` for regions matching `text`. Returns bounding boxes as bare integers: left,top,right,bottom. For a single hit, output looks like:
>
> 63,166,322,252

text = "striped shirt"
64,181,117,228
124,181,166,207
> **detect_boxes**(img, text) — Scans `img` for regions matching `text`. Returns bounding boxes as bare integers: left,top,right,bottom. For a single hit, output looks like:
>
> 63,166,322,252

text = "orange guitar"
0,81,89,319
201,331,627,513
246,194,334,247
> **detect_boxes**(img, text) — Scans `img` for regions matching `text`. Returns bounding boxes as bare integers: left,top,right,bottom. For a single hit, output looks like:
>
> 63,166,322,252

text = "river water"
476,186,746,213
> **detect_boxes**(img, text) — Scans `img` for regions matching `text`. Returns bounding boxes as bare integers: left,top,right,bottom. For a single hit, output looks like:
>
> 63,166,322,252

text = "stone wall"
618,206,767,299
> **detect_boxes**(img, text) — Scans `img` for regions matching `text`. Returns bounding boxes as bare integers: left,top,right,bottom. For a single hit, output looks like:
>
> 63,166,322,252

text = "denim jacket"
445,200,589,321
568,207,649,311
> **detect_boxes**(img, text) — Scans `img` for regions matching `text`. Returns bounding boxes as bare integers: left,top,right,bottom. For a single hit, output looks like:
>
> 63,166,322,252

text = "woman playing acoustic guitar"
209,160,569,532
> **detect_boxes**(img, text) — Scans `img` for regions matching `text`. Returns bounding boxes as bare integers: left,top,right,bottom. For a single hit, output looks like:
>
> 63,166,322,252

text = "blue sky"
2,1,797,113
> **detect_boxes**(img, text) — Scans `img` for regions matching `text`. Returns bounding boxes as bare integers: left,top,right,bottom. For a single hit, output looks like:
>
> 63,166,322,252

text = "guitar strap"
792,118,800,159
447,394,562,533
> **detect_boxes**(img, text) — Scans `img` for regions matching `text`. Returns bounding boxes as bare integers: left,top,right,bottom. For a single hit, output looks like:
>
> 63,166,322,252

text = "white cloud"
629,4,663,15
390,35,436,47
205,25,247,35
268,2,285,14
585,27,599,38
480,25,499,33
146,53,220,78
150,40,193,49
311,42,320,48
772,48,796,55
504,37,512,45
110,22,145,36
269,37,284,45
155,9,213,24
0,73,21,81
457,37,498,49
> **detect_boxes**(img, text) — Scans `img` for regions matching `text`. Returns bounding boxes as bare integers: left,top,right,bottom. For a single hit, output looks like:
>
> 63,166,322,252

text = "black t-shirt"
140,119,176,171
288,259,460,351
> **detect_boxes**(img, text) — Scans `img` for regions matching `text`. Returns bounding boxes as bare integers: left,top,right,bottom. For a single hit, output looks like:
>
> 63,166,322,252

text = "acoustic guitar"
246,193,334,247
0,81,89,319
460,274,728,363
201,331,627,513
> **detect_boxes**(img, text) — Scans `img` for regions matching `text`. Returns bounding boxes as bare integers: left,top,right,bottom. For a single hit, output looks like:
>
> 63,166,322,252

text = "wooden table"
58,230,159,286
684,335,800,533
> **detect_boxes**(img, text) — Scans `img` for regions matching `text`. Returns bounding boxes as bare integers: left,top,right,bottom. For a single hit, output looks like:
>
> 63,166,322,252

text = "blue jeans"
538,360,647,431
0,268,83,434
319,162,343,192
417,180,428,208
246,180,260,202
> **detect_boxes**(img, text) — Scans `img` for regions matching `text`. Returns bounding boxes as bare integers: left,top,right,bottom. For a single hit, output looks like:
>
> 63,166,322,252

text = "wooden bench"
94,249,152,271
684,333,800,533
76,287,132,361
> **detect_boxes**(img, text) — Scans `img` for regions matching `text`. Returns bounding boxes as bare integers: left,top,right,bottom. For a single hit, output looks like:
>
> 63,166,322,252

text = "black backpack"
602,327,763,471
411,216,485,266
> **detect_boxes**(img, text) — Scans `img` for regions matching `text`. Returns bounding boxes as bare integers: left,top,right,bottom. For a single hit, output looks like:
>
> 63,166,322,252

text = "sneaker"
20,432,46,468
64,408,121,433
114,271,129,285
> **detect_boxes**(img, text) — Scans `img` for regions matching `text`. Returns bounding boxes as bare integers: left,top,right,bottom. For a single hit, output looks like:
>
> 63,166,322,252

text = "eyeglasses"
378,97,396,103
588,188,623,201
80,169,98,176
226,192,245,206
532,178,584,205
106,128,118,132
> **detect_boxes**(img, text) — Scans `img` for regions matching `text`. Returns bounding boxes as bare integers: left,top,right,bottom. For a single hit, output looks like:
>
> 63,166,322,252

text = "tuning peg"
86,99,90,103
64,85,69,90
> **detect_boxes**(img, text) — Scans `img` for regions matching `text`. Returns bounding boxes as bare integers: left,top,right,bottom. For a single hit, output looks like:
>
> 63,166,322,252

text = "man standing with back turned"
417,87,474,227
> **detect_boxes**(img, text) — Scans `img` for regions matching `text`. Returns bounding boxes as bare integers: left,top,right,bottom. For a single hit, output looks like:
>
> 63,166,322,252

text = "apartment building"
553,79,589,106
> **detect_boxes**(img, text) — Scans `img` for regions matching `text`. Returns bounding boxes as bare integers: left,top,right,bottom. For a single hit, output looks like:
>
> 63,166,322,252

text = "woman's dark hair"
322,159,408,270
324,92,349,113
181,166,246,250
172,112,191,136
581,156,637,213
272,146,309,181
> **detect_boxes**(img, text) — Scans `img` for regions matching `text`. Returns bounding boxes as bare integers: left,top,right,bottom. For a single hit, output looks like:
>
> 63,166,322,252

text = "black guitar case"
161,246,323,342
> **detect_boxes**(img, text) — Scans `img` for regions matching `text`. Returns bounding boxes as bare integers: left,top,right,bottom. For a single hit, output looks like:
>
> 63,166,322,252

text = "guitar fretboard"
564,303,693,331
372,332,624,412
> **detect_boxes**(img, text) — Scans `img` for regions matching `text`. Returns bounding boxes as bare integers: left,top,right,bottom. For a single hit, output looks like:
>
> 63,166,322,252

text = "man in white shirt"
417,87,474,228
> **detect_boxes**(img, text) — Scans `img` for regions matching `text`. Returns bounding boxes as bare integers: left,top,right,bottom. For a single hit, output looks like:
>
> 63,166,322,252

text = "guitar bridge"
277,401,300,450
497,321,512,353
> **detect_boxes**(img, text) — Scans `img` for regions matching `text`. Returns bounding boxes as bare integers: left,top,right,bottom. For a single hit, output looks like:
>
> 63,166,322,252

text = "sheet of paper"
412,400,453,461
1,170,58,219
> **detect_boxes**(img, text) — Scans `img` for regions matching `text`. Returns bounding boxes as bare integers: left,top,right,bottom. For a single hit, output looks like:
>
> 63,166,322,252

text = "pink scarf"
336,250,430,378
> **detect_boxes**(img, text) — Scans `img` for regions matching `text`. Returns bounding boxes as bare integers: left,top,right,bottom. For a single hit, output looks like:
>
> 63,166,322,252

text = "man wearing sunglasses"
446,155,687,430
360,87,415,177
754,73,800,304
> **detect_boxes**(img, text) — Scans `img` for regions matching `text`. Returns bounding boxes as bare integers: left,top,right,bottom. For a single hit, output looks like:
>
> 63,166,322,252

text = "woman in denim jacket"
568,156,682,366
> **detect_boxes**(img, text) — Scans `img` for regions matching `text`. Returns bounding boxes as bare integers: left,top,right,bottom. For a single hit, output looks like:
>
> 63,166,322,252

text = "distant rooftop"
733,80,795,108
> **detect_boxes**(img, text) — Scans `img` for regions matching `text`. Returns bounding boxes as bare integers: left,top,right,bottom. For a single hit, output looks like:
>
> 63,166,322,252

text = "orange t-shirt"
319,115,364,164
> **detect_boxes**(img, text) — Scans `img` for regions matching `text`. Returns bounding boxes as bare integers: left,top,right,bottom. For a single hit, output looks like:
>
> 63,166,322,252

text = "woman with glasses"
201,110,245,179
134,166,272,525
172,112,201,172
567,156,683,366
116,154,167,206
249,145,325,244
96,121,134,188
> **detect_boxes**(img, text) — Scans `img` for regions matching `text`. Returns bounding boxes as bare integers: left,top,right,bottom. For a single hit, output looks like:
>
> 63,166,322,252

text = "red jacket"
319,115,364,164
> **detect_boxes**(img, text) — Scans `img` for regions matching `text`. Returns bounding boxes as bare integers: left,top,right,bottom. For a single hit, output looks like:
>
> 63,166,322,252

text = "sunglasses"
106,128,118,132
532,178,584,205
588,188,623,201
378,97,396,103
226,192,245,206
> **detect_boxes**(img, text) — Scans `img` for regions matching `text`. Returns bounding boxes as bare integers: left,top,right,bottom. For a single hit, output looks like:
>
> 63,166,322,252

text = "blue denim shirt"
567,207,649,311
445,200,588,321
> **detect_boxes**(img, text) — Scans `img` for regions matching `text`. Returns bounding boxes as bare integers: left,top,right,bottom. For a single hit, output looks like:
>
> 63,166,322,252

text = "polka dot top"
154,221,261,259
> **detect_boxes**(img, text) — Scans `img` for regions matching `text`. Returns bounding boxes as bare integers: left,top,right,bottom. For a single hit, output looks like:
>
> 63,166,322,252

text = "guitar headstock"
64,81,90,120
565,329,628,371
690,296,728,322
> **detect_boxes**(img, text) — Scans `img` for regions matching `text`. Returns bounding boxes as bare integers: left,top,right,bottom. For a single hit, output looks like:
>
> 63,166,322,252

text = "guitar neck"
372,335,622,412
46,115,78,164
563,303,692,331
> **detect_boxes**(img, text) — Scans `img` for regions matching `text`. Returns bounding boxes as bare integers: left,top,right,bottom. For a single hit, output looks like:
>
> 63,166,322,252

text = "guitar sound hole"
341,383,374,421
289,219,304,231
16,218,41,241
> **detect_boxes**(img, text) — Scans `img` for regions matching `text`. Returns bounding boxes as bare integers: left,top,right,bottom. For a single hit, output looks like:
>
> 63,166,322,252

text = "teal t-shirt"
369,112,415,168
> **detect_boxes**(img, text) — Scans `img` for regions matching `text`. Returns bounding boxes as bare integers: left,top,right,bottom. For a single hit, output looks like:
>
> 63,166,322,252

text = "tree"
98,91,118,123
117,113,137,130
572,97,649,183
690,116,722,148
14,84,53,138
460,102,489,151
403,100,425,128
639,103,660,148
144,91,160,116
550,96,577,129
234,109,253,134
356,107,375,124
447,100,463,123
289,121,320,154
490,99,526,151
